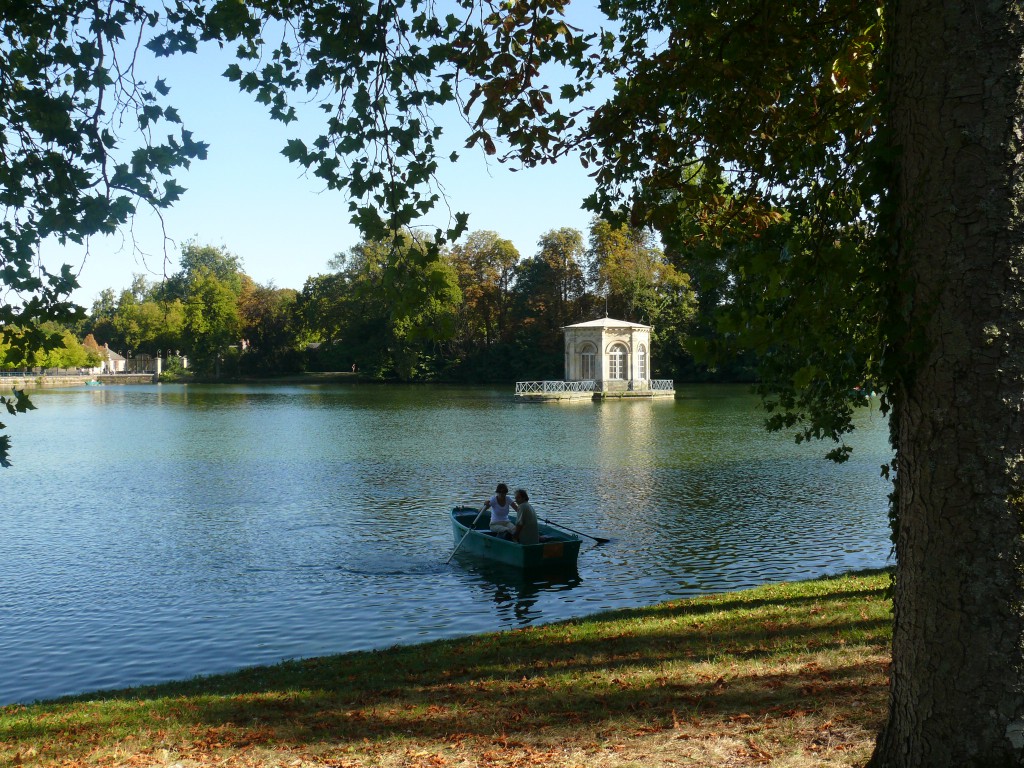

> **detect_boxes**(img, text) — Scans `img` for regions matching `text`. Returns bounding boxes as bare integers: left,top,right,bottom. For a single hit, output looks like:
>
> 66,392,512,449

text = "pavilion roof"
562,317,651,330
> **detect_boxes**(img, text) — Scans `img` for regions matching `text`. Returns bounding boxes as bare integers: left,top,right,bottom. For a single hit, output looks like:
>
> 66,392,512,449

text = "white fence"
512,380,671,397
515,379,674,395
613,379,676,392
0,369,96,377
0,368,157,377
515,380,596,395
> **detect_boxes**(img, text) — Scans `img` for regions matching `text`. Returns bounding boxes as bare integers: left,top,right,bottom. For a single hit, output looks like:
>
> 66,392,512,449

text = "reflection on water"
0,383,892,705
594,399,660,513
453,559,583,626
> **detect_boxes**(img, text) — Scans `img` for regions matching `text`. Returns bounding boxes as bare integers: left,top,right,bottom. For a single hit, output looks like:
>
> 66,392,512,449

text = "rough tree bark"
869,1,1024,766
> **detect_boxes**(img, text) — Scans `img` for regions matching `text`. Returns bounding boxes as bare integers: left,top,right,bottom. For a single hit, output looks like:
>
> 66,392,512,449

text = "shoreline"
1,569,893,767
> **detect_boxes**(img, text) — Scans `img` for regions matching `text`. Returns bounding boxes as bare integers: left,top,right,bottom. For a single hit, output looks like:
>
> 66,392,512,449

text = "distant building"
101,344,126,374
515,316,674,401
562,317,653,392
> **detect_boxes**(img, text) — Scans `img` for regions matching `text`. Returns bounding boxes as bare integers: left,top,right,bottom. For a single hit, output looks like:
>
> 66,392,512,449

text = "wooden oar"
446,506,486,563
543,518,611,544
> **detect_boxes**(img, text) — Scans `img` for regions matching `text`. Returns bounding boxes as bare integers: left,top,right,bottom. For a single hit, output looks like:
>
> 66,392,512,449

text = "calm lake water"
0,383,893,705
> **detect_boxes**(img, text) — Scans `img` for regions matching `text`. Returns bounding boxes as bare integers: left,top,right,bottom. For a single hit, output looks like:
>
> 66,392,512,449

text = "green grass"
1,569,892,767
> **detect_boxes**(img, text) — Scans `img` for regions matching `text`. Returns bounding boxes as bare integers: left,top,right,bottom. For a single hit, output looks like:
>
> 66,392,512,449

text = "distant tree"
0,324,62,369
112,291,145,353
82,334,106,368
516,229,586,334
238,283,301,373
294,272,352,347
359,233,462,379
128,274,154,303
151,299,186,356
32,324,91,369
82,288,120,349
448,230,520,352
508,230,587,379
299,252,392,374
587,219,647,316
160,242,245,301
586,220,663,318
89,289,119,324
0,324,104,371
181,243,243,288
182,267,242,374
301,233,460,379
84,275,186,358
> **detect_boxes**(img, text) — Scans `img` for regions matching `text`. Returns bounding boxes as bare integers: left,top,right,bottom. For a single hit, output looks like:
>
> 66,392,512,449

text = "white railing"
0,369,93,377
618,379,674,391
515,380,596,395
0,369,163,378
515,379,672,396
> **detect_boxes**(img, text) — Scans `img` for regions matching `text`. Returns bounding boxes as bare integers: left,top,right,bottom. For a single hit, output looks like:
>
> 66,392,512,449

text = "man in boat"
513,488,539,545
483,483,518,538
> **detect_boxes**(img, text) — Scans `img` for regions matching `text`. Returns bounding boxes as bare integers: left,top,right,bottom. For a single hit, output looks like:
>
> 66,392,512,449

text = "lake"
0,383,893,705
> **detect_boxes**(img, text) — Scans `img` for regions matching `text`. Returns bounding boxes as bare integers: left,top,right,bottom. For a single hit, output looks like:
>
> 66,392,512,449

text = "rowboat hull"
450,506,582,569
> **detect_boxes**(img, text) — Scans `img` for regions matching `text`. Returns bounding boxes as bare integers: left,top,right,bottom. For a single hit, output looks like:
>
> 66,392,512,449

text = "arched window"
637,344,648,380
579,343,597,380
608,343,628,380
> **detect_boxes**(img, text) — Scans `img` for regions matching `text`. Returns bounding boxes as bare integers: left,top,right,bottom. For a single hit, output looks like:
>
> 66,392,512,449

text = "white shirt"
489,494,513,524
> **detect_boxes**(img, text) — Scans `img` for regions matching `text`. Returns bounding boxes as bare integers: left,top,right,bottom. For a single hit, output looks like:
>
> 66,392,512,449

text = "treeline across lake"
3,220,756,382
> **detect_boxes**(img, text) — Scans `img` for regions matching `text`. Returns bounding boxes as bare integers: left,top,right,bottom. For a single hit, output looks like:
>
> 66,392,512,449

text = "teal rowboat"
450,506,582,569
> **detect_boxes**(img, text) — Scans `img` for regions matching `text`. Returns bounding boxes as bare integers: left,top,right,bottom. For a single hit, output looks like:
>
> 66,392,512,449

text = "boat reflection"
456,558,582,625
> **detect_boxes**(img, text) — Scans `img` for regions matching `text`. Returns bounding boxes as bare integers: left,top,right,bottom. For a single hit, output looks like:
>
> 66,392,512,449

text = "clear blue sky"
42,38,601,307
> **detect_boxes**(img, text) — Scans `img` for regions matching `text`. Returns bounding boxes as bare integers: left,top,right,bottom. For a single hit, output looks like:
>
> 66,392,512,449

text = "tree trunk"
869,2,1024,766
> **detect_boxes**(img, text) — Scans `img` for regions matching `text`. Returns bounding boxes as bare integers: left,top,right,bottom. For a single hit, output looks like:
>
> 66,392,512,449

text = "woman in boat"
513,488,539,545
483,483,518,538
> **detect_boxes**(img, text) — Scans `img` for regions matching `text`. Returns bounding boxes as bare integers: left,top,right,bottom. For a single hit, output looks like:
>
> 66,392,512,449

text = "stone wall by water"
0,374,156,388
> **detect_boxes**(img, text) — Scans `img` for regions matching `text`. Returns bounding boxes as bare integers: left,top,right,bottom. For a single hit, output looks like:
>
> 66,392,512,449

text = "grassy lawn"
1,570,892,767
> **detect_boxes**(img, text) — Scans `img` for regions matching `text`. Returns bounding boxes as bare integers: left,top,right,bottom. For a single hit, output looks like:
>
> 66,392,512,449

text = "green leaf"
281,138,308,163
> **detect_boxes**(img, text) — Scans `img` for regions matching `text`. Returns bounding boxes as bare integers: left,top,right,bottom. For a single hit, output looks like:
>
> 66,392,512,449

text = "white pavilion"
515,317,675,400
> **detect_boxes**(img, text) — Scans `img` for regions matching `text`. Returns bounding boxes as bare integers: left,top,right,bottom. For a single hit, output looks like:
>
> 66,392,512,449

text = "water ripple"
0,383,892,705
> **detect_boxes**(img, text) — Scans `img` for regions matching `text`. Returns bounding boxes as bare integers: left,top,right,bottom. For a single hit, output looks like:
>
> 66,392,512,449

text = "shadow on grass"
0,572,893,757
